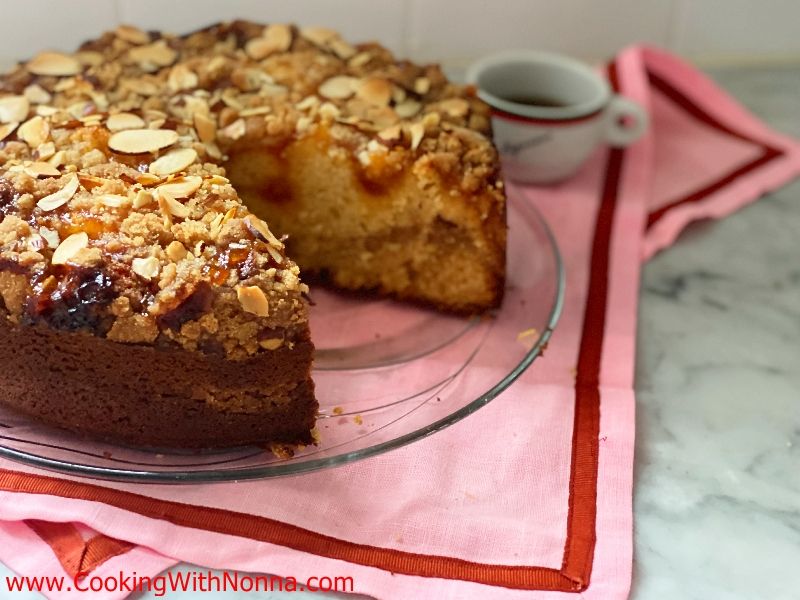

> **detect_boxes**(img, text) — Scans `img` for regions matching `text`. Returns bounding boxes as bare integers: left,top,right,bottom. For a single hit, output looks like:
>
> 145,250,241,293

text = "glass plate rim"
0,201,566,483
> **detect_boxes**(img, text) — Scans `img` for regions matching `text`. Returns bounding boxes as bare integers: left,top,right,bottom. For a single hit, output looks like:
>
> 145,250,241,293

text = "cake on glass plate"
0,21,506,449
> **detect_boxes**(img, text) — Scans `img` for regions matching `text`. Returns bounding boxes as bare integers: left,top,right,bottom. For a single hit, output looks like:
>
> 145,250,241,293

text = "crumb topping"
0,20,502,357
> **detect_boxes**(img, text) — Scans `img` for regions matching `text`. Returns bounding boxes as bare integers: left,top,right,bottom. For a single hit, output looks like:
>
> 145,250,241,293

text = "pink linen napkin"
0,46,798,600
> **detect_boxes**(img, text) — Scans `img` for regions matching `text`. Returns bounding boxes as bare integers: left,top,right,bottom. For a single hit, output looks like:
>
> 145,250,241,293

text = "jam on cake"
0,22,506,449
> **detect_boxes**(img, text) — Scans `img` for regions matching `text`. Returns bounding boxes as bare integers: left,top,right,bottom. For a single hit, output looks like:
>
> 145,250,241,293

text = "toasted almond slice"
246,24,292,60
409,122,425,151
348,52,372,68
27,52,81,77
264,23,293,51
75,51,104,67
221,118,246,140
39,227,59,249
148,148,198,176
244,215,282,248
438,98,470,118
24,161,60,178
157,190,190,218
136,172,162,186
167,64,198,92
236,285,269,316
23,84,52,105
156,175,202,199
356,78,392,107
132,256,160,280
378,124,402,142
318,102,340,120
133,189,154,208
128,40,177,71
37,175,80,211
295,95,320,111
239,106,272,117
300,26,337,47
36,105,59,117
17,116,49,147
414,77,431,95
0,122,18,142
0,96,29,124
51,232,88,265
106,112,145,132
98,194,128,208
395,99,421,119
115,24,150,45
36,141,56,159
329,38,356,60
265,245,284,265
47,150,66,168
193,112,216,144
319,76,358,100
108,128,178,154
78,174,107,190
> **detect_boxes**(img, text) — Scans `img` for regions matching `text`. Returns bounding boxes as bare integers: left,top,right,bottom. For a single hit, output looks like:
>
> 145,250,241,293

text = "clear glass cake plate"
0,193,564,483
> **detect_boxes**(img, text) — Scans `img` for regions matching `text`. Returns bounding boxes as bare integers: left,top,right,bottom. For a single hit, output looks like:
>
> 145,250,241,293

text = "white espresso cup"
466,51,648,184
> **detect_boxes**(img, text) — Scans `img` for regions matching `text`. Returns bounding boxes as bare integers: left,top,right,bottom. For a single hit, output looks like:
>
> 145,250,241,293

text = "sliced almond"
356,78,392,107
36,141,56,160
438,98,470,118
264,23,293,52
236,285,269,317
136,172,162,186
23,84,52,105
128,40,177,72
98,194,128,208
221,118,246,140
0,122,18,142
318,102,341,120
265,244,284,265
348,52,372,68
378,124,402,142
108,128,178,154
78,174,107,190
17,116,49,147
259,337,283,350
75,51,104,67
167,64,198,92
39,227,59,249
115,24,150,45
156,175,202,199
318,76,358,100
295,116,312,133
51,232,89,265
24,161,60,178
26,52,81,77
244,215,282,248
414,77,431,95
329,38,356,60
157,190,190,219
246,24,292,60
133,189,154,209
149,148,198,176
48,150,66,168
296,95,320,111
37,175,80,211
106,112,145,132
395,99,421,119
239,106,272,117
0,96,29,124
300,26,337,48
409,122,425,151
193,112,216,144
132,256,160,280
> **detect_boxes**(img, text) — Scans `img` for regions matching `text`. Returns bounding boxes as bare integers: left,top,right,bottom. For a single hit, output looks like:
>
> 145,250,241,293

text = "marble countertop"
0,64,797,600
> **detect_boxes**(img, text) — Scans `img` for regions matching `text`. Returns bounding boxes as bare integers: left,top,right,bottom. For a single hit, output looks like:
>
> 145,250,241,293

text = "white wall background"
1,0,800,67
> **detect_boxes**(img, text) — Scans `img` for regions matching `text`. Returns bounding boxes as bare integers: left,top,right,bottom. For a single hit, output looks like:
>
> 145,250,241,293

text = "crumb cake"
0,21,506,449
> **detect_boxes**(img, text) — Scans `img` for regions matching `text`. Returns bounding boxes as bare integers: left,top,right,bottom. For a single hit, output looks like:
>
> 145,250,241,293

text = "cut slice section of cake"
0,21,506,449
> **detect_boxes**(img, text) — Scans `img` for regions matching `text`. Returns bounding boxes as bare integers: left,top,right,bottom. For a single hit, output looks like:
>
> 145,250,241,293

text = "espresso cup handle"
605,95,648,147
